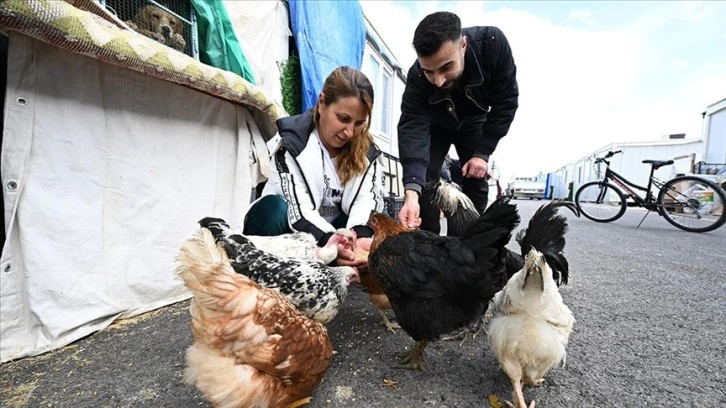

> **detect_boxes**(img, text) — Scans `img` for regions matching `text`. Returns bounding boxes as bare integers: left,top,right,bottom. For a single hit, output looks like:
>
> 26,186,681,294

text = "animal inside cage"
99,0,199,59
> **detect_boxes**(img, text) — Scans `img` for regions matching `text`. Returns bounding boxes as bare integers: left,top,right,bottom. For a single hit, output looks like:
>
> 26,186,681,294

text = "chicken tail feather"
177,227,229,273
175,228,255,309
198,216,232,239
197,217,264,277
515,200,579,286
460,197,520,251
422,180,480,237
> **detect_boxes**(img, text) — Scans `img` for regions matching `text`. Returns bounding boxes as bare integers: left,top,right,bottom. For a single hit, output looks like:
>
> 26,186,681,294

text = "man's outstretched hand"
398,190,422,230
461,156,488,179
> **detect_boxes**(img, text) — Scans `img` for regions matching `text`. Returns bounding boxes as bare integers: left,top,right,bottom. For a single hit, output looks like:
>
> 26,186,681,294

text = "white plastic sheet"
223,0,291,110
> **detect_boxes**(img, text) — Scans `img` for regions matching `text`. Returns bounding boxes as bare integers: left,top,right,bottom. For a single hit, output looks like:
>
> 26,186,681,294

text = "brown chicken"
176,228,333,408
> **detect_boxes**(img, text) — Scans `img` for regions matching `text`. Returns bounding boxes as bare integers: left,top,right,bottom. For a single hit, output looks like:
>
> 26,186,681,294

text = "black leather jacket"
397,26,519,191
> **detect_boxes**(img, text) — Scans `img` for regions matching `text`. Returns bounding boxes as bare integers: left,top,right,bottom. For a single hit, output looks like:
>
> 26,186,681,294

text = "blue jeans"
243,195,292,236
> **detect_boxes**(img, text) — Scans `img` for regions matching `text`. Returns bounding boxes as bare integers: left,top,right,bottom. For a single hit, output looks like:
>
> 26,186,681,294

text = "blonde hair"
314,66,375,184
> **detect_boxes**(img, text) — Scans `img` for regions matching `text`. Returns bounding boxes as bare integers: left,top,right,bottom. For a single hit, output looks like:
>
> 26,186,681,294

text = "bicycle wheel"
575,181,627,222
657,176,726,232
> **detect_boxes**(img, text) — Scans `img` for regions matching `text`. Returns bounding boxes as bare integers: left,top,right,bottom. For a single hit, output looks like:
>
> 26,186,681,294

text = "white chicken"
487,249,575,408
199,217,355,264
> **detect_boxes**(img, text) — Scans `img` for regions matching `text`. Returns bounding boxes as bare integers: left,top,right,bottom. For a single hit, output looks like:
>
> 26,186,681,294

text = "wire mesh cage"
99,0,198,59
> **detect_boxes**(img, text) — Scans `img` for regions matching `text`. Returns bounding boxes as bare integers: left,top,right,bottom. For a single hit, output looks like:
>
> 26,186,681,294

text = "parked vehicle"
507,177,546,200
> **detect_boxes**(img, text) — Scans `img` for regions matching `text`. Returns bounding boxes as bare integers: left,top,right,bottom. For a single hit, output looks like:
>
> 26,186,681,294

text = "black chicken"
367,198,520,371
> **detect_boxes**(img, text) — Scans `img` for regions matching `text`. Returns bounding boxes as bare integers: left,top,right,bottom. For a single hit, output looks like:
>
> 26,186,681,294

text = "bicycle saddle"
642,159,674,169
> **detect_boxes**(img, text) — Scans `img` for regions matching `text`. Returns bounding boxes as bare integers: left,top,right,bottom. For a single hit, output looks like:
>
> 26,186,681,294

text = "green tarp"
191,0,256,84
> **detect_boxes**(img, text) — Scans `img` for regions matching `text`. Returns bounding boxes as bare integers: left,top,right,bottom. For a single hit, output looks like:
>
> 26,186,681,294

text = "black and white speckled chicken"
198,217,359,324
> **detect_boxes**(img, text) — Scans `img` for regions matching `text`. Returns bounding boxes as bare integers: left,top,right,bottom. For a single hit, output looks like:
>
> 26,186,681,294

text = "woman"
244,66,383,265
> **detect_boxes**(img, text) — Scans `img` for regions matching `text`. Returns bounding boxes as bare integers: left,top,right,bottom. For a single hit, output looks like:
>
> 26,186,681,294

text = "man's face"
418,37,466,90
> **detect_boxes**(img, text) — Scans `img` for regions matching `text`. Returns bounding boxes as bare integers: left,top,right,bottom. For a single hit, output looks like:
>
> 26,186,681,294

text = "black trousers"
420,118,490,234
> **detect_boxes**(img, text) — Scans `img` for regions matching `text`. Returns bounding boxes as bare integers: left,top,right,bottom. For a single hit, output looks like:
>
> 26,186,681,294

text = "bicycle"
574,150,726,232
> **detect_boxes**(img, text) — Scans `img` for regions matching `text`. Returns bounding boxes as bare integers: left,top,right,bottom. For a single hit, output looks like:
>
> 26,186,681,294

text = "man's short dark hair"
412,11,462,56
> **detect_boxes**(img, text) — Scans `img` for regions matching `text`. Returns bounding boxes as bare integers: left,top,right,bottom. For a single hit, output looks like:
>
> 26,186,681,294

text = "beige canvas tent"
0,0,284,362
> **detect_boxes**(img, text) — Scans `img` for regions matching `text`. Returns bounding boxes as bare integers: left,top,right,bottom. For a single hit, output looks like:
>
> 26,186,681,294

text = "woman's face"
317,95,368,157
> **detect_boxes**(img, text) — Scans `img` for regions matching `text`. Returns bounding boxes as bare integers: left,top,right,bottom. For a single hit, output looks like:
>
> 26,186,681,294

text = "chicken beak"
522,250,545,291
350,268,361,284
367,216,378,232
523,266,544,292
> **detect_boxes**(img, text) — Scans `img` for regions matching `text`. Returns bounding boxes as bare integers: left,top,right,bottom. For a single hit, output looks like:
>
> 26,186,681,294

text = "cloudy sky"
359,1,726,181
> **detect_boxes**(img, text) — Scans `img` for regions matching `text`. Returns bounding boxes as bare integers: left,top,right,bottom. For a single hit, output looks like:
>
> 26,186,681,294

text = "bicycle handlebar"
604,150,622,158
595,150,623,163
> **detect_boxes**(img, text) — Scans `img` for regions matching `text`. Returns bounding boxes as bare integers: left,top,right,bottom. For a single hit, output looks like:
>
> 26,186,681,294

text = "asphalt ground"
1,199,724,407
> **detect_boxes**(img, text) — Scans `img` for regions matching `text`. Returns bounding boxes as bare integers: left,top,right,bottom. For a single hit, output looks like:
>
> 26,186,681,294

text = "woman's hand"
336,237,372,268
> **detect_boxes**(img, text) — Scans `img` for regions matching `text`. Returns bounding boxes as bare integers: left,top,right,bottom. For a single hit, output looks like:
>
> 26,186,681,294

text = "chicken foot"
379,309,400,333
441,315,487,346
503,376,535,408
287,397,312,408
394,339,430,372
523,377,545,387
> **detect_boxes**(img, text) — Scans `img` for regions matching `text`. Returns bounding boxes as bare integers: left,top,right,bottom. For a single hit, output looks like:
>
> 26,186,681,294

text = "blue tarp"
288,0,366,111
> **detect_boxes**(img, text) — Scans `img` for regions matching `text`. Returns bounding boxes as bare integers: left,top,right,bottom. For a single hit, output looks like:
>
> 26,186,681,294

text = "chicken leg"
441,314,487,345
366,292,399,332
378,309,400,333
503,371,535,408
395,339,430,372
287,397,312,408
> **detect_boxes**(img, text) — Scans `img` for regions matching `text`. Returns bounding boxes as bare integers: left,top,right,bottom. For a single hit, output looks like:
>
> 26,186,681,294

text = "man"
397,11,518,231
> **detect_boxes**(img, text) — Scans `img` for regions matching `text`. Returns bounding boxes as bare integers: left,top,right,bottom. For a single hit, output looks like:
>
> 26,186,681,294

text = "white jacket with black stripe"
258,110,385,245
